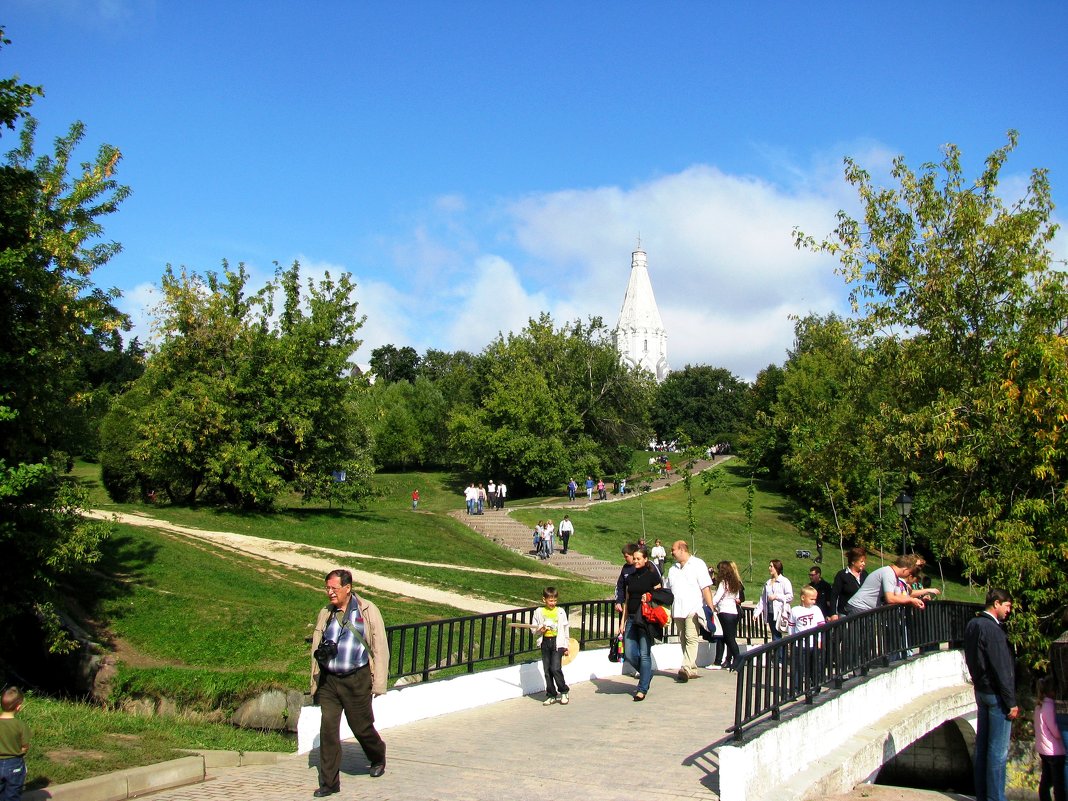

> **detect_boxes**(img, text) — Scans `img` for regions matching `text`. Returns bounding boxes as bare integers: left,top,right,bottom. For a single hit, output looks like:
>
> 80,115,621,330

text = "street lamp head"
894,492,913,518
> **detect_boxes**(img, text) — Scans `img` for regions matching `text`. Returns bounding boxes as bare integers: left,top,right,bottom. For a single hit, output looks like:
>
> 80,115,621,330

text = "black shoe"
313,787,340,797
369,762,386,778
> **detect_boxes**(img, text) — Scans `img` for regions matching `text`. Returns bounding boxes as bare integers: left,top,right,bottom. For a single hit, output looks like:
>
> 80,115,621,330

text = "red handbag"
641,592,670,626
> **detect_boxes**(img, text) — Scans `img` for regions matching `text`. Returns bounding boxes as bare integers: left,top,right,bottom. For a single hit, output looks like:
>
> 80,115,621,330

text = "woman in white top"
755,559,794,643
650,539,667,573
710,560,744,670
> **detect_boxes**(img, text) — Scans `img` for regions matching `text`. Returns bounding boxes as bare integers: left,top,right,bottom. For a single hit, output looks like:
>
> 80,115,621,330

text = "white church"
613,243,669,382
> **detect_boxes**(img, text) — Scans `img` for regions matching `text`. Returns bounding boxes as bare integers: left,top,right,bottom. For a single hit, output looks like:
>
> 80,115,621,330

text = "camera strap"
332,600,371,653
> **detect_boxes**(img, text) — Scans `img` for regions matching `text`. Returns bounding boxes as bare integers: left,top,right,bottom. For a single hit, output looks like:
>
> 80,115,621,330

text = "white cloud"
442,255,550,352
503,165,850,378
116,281,161,347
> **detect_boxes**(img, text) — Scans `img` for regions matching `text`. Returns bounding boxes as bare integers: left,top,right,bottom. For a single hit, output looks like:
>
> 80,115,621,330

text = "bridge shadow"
683,732,732,796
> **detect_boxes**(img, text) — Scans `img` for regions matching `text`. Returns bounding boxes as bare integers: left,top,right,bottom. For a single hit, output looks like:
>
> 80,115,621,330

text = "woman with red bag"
617,546,663,702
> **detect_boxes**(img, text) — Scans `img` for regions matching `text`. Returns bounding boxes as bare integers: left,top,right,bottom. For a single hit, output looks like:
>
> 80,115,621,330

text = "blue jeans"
974,691,1013,801
624,618,654,694
0,756,26,801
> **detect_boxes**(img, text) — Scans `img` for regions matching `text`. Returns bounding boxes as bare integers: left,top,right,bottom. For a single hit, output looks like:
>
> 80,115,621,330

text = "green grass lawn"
43,456,977,789
19,693,293,790
510,459,977,602
74,457,608,605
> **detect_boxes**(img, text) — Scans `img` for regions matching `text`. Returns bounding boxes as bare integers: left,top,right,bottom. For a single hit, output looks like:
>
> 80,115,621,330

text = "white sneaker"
560,693,569,705
543,696,557,706
706,663,723,670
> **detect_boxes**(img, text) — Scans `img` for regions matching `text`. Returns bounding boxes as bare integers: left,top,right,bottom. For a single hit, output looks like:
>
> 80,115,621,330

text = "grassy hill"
511,459,978,603
27,457,976,788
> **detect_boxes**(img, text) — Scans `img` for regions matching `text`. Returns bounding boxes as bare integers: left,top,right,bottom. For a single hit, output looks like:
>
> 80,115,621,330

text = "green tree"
418,347,482,409
0,29,123,654
448,314,655,493
768,314,897,548
102,262,373,509
798,132,1068,663
738,362,786,478
358,376,448,470
369,344,421,383
652,364,748,446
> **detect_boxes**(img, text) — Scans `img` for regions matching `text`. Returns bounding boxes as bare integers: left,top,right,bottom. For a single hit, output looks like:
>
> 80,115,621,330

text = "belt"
327,663,368,678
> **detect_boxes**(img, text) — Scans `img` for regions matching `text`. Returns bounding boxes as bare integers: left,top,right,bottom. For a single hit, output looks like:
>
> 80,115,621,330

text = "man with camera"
310,569,390,796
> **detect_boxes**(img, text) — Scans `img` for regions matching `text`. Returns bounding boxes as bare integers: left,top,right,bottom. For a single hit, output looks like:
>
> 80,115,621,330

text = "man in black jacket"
964,588,1018,801
807,566,834,619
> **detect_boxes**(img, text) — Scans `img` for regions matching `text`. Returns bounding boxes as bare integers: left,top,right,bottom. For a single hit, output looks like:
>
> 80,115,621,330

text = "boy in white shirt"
530,587,571,706
788,585,826,694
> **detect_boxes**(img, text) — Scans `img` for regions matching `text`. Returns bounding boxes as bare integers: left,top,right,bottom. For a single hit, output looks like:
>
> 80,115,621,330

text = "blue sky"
5,2,1067,380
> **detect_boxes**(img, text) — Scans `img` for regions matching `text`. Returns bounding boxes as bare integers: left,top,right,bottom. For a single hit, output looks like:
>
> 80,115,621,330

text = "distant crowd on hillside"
463,481,506,514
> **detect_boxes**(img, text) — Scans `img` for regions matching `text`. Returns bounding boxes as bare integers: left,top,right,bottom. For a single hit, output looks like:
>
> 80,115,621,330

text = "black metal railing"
728,600,981,740
386,600,616,682
385,599,764,683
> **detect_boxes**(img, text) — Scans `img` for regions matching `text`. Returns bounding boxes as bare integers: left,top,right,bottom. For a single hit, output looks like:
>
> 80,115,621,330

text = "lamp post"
893,492,913,554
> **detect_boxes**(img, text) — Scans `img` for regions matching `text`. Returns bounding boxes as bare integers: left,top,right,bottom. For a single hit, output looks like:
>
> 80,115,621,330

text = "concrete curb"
23,751,287,801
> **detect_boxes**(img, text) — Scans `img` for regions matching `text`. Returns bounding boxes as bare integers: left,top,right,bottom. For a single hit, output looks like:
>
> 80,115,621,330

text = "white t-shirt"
665,555,713,618
559,519,574,535
788,604,825,636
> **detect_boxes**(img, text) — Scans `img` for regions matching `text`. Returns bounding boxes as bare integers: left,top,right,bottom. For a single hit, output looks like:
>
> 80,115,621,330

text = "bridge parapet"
718,649,975,801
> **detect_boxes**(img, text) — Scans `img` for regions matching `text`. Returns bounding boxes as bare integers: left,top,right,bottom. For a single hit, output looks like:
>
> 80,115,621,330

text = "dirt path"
85,509,523,614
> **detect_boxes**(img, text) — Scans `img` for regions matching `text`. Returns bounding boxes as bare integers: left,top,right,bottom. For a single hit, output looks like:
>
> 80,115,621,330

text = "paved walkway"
453,455,734,585
145,666,739,800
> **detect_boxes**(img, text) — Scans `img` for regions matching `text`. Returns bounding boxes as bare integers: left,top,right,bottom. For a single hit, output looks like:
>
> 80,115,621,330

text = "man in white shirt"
664,540,715,681
558,516,574,554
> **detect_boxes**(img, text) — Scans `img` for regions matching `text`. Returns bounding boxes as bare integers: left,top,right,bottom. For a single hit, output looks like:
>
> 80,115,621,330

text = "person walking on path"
650,539,667,574
710,560,744,671
567,478,577,502
664,540,714,681
585,476,594,501
311,569,389,796
559,515,574,554
964,588,1018,801
410,489,419,511
529,587,571,706
617,546,663,702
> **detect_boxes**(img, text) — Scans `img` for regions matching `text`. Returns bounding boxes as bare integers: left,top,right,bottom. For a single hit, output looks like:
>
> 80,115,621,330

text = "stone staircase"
448,508,621,585
450,455,733,587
